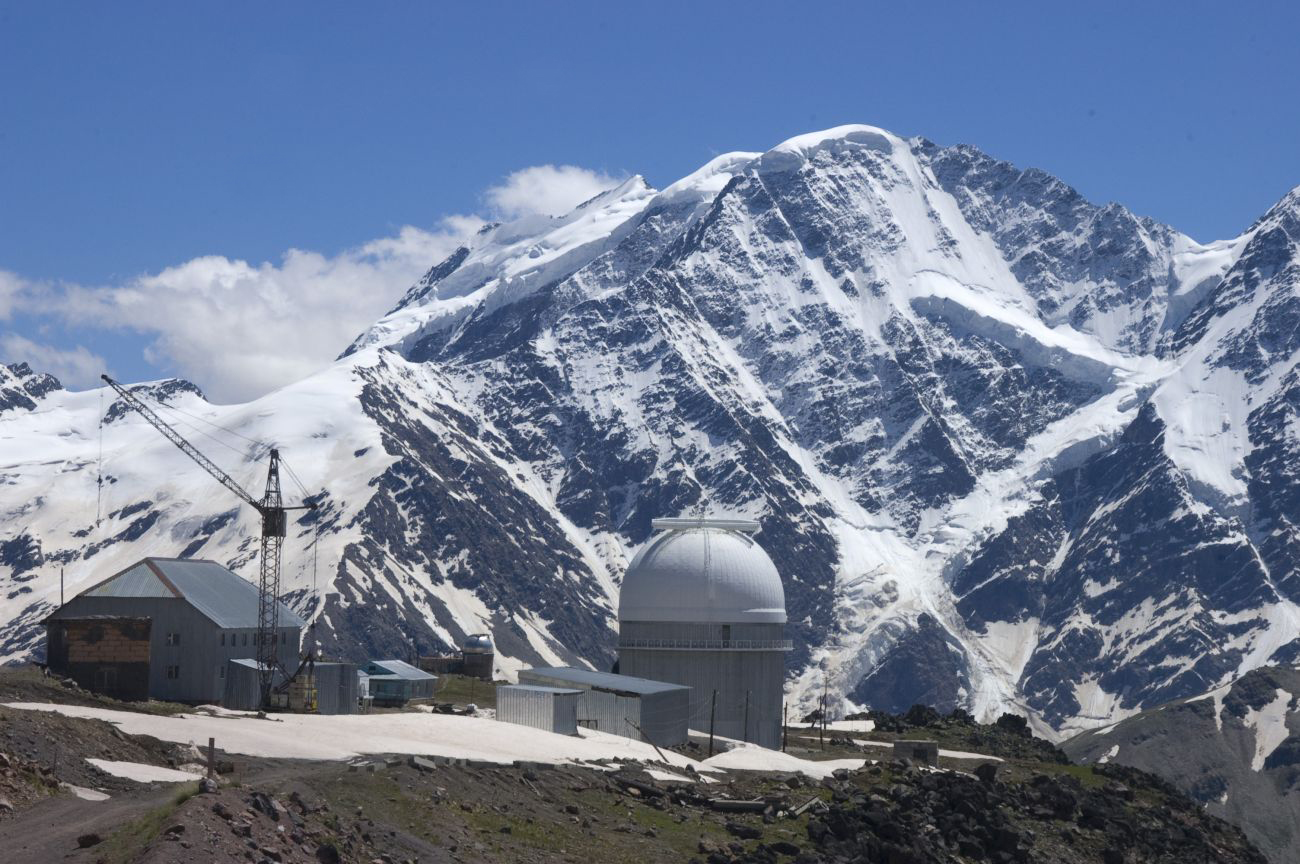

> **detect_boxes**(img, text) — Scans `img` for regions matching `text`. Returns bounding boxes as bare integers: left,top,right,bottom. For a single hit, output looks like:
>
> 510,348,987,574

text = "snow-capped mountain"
2,125,1297,739
1064,665,1300,864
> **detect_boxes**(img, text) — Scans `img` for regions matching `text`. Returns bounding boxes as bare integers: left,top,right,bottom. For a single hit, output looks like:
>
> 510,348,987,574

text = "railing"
617,637,793,651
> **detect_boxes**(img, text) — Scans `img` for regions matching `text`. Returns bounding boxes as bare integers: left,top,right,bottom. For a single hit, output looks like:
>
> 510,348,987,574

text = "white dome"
619,519,787,624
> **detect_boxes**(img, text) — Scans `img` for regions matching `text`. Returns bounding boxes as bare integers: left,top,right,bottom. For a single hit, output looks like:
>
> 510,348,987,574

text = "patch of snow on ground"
850,740,1003,762
1185,682,1231,731
1244,689,1291,771
645,767,716,785
86,759,203,783
1098,745,1119,764
701,744,864,779
62,783,110,801
823,720,876,733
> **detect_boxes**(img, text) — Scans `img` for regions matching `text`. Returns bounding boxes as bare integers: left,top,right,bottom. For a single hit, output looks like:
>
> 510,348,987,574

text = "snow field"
7,702,872,780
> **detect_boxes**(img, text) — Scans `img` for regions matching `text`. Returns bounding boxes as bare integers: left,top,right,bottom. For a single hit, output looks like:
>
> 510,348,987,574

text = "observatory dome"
462,634,493,654
619,518,786,625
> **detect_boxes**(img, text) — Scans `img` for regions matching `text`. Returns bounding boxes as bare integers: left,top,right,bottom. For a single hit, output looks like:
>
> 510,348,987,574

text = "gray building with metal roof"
45,557,304,704
517,666,689,746
362,659,436,706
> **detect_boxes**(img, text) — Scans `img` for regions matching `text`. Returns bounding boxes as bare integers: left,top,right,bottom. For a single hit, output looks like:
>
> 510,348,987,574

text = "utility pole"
708,690,717,757
782,700,788,752
60,567,64,606
820,677,827,750
743,690,751,744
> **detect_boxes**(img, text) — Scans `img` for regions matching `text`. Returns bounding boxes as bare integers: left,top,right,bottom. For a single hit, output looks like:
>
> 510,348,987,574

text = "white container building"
496,684,582,735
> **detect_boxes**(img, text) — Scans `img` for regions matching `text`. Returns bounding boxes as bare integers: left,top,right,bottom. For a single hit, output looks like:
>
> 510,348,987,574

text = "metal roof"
364,659,435,681
520,666,688,695
619,519,786,625
80,557,307,630
498,684,583,695
85,562,172,598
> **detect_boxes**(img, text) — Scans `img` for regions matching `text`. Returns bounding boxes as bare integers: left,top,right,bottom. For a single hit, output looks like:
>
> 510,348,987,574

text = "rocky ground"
1064,665,1300,864
0,667,1270,863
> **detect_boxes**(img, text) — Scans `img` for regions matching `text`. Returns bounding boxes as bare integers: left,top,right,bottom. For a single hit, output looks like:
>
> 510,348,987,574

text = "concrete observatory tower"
617,518,790,749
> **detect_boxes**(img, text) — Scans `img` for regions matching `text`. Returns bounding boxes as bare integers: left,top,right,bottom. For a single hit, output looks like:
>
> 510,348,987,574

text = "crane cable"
279,456,321,633
95,388,105,527
112,381,324,632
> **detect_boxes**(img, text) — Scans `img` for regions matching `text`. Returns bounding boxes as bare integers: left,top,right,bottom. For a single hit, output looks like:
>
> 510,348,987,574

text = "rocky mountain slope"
1064,664,1300,864
1,125,1297,739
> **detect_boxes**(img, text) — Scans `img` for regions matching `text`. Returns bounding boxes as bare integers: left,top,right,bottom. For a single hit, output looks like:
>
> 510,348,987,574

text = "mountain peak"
0,362,62,413
757,124,898,173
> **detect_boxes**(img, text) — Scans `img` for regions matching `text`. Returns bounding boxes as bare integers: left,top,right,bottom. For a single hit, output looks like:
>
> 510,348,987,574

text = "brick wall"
64,619,151,663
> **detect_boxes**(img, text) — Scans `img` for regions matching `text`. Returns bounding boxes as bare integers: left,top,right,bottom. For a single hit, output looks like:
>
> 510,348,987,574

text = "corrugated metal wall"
222,660,264,711
619,621,786,749
313,662,359,715
496,685,579,734
516,670,688,746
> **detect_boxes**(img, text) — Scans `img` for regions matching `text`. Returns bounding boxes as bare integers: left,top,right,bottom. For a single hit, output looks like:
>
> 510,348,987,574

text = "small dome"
619,518,786,624
463,634,493,654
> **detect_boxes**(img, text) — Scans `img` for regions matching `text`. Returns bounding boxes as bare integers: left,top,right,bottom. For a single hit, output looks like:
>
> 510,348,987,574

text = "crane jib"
99,373,311,710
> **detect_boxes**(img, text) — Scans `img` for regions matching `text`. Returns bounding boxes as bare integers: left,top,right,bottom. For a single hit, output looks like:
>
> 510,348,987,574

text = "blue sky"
1,1,1297,398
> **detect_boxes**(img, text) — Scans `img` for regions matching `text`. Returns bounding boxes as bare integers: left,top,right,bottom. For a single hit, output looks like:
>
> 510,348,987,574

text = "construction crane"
100,374,315,706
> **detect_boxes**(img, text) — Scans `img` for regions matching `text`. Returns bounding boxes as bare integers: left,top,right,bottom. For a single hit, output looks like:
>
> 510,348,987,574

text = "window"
272,633,277,645
165,665,180,680
220,633,225,646
242,633,248,646
219,666,225,679
165,632,180,646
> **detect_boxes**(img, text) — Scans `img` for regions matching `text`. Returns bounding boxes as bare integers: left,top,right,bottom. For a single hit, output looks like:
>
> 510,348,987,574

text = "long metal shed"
496,684,581,735
517,667,689,746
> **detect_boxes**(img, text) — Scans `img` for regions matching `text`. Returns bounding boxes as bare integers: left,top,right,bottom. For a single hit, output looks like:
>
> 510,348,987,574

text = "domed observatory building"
617,518,791,749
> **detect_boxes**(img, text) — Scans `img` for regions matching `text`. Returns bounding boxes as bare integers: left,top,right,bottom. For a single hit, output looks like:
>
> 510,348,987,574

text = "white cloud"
3,162,625,403
0,333,106,390
41,219,482,403
0,270,28,320
484,164,624,219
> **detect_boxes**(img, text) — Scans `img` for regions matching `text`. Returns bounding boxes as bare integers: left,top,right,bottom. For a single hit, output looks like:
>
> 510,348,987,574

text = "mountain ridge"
2,124,1297,742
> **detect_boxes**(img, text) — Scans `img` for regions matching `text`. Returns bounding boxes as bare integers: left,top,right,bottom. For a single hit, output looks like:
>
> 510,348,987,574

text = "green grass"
95,782,200,863
1031,762,1107,789
434,674,497,709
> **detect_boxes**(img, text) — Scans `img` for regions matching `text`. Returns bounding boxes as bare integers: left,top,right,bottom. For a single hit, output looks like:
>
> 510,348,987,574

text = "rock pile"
704,761,1266,864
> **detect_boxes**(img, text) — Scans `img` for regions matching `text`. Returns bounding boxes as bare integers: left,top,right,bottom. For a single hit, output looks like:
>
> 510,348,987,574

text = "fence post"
708,690,717,757
819,682,826,750
743,690,750,744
